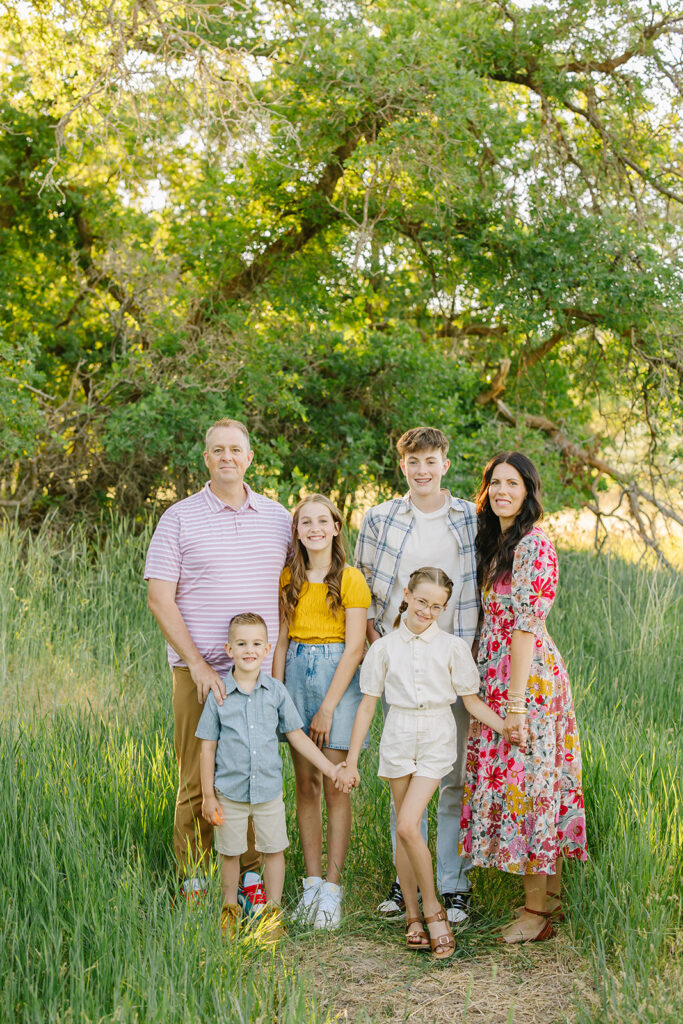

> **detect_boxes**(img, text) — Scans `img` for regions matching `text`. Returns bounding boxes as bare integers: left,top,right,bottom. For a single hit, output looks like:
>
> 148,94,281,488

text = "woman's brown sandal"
405,917,430,952
424,906,455,960
513,894,564,922
502,906,554,944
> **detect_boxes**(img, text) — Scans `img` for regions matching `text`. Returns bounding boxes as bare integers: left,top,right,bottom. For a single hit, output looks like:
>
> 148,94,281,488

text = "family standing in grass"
145,419,588,956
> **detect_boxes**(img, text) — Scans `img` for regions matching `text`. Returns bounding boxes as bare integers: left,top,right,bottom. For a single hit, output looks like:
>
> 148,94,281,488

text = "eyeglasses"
412,597,447,615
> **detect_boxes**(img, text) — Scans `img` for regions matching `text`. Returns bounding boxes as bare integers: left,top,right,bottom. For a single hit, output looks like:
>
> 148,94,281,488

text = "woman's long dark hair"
475,452,543,589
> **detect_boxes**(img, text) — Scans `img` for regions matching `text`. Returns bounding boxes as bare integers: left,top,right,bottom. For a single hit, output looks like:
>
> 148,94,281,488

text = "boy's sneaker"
377,880,405,919
179,876,207,903
291,875,323,925
258,903,286,945
441,891,471,925
314,881,343,930
238,870,267,918
220,902,243,939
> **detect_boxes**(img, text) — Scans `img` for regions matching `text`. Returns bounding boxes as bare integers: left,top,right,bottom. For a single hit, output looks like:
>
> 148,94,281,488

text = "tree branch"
492,396,682,563
192,109,388,324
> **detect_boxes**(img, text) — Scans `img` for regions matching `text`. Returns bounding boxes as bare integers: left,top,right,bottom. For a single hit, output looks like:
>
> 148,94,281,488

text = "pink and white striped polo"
145,482,292,674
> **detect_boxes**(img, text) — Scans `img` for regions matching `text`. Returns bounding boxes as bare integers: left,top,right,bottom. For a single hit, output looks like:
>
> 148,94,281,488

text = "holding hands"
334,763,360,793
502,711,527,749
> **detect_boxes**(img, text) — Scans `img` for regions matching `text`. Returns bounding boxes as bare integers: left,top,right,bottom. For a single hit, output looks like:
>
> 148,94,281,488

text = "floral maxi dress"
459,528,588,874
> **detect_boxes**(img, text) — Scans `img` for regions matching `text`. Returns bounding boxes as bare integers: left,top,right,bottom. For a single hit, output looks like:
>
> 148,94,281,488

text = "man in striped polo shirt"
145,418,292,899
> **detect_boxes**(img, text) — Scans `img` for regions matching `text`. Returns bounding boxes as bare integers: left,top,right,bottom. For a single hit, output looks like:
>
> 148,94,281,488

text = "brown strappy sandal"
513,895,564,922
501,905,554,943
424,905,455,960
405,916,430,952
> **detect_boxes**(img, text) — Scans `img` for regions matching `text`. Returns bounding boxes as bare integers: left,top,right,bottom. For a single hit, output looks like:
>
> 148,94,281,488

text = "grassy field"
1,519,681,1023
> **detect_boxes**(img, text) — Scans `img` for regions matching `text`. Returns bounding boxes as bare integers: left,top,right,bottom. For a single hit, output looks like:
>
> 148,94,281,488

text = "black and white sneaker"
377,880,406,919
441,891,471,925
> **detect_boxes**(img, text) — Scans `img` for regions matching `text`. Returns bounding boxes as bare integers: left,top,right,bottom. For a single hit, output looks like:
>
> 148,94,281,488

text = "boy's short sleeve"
195,692,221,741
341,567,372,610
359,640,388,697
447,637,481,697
275,681,305,734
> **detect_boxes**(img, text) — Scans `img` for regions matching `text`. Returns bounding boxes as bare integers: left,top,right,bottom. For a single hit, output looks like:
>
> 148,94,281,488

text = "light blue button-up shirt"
195,670,303,803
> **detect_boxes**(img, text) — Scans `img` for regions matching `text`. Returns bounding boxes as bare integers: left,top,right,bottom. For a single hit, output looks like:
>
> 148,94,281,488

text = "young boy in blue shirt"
197,612,342,936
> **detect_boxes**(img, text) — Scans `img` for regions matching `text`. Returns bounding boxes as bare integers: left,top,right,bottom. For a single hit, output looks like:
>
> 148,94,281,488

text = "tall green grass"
1,520,681,1022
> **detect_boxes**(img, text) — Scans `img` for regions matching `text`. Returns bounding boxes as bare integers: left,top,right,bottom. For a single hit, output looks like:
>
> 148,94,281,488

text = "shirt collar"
398,620,441,643
203,480,260,513
223,669,272,694
398,490,452,515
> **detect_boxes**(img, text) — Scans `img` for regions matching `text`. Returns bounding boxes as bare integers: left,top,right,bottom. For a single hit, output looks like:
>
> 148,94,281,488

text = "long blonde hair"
280,495,347,623
393,567,453,628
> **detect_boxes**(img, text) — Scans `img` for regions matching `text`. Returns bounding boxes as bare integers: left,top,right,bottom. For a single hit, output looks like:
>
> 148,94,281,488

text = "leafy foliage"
0,1,681,530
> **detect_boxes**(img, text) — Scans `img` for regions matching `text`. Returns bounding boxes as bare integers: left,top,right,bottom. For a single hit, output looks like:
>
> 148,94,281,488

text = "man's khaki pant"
172,666,260,877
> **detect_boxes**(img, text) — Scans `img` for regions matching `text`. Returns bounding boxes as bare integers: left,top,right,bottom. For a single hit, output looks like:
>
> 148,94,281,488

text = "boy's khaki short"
214,792,288,856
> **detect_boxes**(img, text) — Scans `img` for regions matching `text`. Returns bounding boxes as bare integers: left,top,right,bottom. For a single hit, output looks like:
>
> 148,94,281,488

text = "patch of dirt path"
288,932,597,1024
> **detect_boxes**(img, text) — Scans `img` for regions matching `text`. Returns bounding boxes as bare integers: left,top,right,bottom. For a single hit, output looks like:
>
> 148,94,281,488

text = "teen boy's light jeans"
387,695,472,893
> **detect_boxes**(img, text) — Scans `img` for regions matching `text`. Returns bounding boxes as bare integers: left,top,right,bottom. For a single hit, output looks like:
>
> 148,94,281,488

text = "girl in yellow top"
273,494,370,929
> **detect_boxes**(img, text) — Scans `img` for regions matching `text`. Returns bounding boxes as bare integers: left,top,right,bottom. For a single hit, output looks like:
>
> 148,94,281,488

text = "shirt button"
250,725,254,729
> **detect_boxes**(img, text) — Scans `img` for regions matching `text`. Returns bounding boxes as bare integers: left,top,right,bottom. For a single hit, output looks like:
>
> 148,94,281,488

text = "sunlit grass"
1,519,681,1022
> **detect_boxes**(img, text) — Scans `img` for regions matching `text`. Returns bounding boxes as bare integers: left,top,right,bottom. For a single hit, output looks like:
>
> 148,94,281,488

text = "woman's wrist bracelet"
505,699,527,714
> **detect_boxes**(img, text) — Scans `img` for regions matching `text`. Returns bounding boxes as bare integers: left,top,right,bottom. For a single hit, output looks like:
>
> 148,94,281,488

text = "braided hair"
393,566,454,628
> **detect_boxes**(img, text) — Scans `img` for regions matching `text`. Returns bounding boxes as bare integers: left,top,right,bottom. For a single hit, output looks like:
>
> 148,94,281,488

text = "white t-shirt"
383,494,460,634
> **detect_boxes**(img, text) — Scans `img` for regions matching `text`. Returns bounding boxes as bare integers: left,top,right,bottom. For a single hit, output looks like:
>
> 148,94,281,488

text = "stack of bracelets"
506,697,527,715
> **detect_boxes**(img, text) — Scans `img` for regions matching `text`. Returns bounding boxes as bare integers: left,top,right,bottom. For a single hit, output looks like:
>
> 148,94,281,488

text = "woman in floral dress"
459,452,587,943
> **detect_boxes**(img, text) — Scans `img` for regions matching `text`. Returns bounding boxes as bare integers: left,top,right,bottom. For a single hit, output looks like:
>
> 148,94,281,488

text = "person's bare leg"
547,855,563,901
290,746,323,877
394,776,448,947
389,776,421,939
263,851,286,906
514,855,563,916
220,854,241,907
322,748,351,884
502,873,550,941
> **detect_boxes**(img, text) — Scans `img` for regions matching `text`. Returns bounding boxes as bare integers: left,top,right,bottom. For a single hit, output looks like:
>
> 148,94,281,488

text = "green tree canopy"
1,1,681,552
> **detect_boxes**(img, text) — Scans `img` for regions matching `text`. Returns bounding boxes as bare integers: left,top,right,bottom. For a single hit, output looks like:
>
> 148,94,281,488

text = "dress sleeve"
359,640,387,697
341,567,372,609
511,531,558,632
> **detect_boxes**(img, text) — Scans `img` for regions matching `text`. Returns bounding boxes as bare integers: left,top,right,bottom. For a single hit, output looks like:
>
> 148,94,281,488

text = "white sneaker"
180,876,207,900
314,881,342,930
292,876,323,924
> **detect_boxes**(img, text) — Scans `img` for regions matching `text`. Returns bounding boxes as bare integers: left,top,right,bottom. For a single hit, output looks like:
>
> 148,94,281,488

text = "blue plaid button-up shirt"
354,493,479,645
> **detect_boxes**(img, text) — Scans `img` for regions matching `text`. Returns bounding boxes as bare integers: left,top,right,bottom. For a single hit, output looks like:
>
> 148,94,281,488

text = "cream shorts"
378,706,457,781
214,792,288,856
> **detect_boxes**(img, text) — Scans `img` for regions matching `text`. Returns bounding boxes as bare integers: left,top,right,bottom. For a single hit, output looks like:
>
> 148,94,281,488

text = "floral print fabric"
459,528,588,874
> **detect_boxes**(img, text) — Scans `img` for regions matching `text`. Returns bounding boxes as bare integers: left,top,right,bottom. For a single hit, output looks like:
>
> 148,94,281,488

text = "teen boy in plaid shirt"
354,427,479,924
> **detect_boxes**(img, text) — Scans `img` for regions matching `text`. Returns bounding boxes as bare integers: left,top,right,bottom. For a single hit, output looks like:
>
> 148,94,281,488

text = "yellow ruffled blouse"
280,565,371,644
